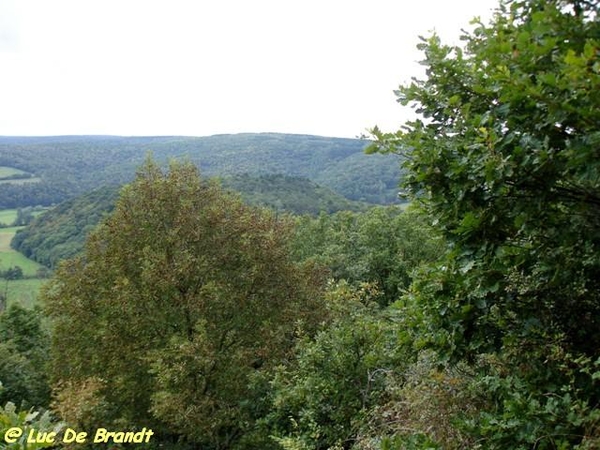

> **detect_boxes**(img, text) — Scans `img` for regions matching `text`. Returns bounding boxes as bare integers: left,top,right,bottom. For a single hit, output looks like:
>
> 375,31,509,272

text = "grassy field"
0,166,29,178
0,207,49,226
1,278,47,309
0,209,17,226
0,166,41,184
0,227,43,276
0,213,49,307
0,177,42,184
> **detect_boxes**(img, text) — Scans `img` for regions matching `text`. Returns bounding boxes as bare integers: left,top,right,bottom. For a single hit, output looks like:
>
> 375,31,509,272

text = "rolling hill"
0,133,402,208
11,174,371,268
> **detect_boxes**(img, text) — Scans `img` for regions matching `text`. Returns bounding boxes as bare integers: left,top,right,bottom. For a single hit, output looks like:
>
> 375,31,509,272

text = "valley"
0,134,400,310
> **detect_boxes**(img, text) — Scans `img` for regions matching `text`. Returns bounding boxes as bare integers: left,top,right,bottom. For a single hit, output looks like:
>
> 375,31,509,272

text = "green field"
0,166,29,178
0,209,17,226
0,207,49,227
0,177,42,184
1,278,46,309
0,225,47,308
0,227,44,276
0,166,40,184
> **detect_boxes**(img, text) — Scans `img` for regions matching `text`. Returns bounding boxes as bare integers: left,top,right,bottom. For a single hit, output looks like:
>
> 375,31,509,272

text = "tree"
369,0,600,446
12,208,34,226
292,207,443,306
44,159,326,448
0,304,51,408
267,282,406,450
2,266,23,281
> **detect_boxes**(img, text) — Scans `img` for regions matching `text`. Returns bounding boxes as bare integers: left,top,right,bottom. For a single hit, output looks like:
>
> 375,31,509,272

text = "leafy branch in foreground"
369,0,600,447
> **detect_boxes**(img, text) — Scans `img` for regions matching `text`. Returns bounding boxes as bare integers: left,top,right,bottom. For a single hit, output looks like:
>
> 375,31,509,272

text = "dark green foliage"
222,173,370,215
0,266,23,280
0,133,400,208
266,208,444,448
313,151,403,204
369,0,600,446
12,175,371,269
462,350,600,449
0,304,51,408
293,207,443,306
267,283,406,450
11,186,120,268
370,0,600,358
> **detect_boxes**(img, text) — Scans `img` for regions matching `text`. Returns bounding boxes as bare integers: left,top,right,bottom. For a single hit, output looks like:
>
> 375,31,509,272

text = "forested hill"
0,133,401,208
221,174,370,215
12,174,370,268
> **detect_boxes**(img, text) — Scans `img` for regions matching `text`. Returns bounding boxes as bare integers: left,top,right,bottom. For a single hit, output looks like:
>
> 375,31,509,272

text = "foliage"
267,282,406,450
12,175,369,270
0,304,51,409
369,0,600,446
11,186,119,268
0,267,23,281
222,173,370,215
0,397,62,450
0,134,400,209
312,152,403,204
44,159,327,448
356,349,484,450
370,0,600,359
461,350,600,449
292,207,443,306
365,349,600,449
50,377,112,437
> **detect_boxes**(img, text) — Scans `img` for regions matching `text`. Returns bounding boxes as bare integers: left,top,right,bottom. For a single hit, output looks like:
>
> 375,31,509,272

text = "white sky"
0,0,498,138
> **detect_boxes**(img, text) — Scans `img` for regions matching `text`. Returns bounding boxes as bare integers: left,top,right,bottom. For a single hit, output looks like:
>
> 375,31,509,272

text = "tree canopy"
0,134,401,209
44,159,327,448
3,1,599,448
372,0,600,358
370,0,600,446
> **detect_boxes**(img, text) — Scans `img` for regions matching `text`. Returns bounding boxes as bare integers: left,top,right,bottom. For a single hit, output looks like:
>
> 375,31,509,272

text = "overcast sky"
0,0,498,138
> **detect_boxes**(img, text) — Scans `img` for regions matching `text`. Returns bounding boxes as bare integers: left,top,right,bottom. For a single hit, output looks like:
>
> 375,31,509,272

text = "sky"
0,0,498,138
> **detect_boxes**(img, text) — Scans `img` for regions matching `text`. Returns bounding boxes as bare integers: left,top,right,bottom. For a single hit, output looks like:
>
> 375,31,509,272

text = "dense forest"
0,134,401,209
1,0,599,449
11,175,369,268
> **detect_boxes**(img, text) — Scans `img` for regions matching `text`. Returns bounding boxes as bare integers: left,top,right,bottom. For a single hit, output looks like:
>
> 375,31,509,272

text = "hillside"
11,185,120,268
221,174,370,215
12,174,370,268
0,134,401,208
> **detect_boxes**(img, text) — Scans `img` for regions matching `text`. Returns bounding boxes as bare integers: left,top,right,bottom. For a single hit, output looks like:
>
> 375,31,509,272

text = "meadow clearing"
0,165,41,184
0,213,47,308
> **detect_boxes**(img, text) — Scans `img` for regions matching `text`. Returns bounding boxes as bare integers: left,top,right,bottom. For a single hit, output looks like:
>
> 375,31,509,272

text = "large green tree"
44,159,326,449
370,0,600,446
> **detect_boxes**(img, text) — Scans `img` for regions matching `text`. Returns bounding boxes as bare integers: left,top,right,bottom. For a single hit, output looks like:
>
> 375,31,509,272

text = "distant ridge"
0,133,401,208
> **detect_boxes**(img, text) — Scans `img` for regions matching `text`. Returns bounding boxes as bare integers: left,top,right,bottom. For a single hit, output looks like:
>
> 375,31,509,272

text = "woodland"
0,0,599,449
0,133,401,209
